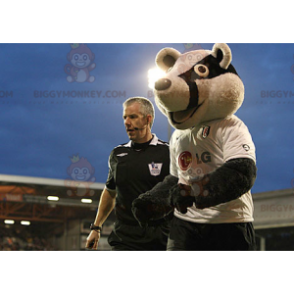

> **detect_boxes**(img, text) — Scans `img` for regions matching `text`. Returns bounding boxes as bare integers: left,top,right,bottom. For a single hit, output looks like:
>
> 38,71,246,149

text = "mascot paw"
131,197,152,227
170,177,210,212
189,175,211,209
132,191,173,226
170,183,195,214
194,196,211,210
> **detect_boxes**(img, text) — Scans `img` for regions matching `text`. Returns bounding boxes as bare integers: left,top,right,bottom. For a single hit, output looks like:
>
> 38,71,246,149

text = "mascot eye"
194,64,209,78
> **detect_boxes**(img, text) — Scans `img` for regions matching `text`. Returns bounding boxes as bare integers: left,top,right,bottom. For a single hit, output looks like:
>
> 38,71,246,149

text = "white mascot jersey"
170,115,256,223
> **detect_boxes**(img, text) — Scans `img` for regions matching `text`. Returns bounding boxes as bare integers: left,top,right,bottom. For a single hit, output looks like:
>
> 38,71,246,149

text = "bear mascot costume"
132,43,257,250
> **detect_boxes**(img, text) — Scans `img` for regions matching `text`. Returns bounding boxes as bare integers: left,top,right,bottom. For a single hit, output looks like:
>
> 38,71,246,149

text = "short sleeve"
222,118,256,163
169,131,179,177
105,151,116,191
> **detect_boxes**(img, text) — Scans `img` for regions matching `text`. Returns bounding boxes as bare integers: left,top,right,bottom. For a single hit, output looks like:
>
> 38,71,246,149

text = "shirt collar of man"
125,133,159,148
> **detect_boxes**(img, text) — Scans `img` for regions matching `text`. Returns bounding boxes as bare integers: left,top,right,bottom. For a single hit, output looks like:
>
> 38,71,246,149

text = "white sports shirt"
170,115,256,224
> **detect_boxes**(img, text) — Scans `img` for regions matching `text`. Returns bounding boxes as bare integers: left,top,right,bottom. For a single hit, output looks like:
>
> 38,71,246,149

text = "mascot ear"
211,43,232,70
155,47,181,72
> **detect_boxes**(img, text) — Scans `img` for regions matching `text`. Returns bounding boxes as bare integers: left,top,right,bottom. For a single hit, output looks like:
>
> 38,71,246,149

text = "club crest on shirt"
148,162,163,176
202,125,210,139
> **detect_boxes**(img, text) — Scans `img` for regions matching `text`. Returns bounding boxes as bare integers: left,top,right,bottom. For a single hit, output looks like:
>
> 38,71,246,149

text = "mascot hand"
169,177,211,211
191,175,211,210
131,175,178,226
132,191,173,227
131,196,151,228
170,183,195,214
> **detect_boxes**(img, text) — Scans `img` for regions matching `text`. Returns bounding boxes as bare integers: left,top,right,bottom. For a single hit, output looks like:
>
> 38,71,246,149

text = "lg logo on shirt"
178,151,211,171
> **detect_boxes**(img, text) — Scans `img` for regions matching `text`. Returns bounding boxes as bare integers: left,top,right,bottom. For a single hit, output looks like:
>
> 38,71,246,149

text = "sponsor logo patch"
178,151,193,171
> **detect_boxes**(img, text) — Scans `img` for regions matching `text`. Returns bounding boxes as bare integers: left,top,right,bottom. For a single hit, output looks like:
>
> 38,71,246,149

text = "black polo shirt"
106,134,170,224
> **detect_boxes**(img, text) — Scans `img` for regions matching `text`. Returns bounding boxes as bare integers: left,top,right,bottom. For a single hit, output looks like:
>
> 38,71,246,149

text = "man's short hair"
123,97,155,128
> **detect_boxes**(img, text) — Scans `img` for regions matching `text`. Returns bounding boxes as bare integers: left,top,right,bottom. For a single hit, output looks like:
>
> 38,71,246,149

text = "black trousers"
167,216,256,251
108,220,170,251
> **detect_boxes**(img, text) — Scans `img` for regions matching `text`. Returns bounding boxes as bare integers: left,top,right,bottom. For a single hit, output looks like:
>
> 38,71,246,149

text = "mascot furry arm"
132,43,257,226
132,158,256,224
170,158,257,212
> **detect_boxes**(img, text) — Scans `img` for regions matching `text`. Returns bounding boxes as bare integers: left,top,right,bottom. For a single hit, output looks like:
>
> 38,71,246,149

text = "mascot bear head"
154,43,244,130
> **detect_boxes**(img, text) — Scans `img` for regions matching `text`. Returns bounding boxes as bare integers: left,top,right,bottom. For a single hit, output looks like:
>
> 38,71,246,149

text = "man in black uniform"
85,97,170,250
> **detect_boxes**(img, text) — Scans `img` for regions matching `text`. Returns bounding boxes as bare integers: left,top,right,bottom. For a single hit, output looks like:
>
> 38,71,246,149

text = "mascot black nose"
155,78,171,91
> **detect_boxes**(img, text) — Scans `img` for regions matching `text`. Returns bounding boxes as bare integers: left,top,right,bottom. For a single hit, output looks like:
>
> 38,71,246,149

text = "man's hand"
85,230,100,250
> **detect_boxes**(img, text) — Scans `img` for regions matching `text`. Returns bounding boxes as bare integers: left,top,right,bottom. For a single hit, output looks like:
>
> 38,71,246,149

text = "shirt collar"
125,133,158,147
150,133,159,145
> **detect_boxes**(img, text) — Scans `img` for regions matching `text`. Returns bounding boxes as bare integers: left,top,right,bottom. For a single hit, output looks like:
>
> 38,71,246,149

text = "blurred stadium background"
0,174,114,251
0,173,293,251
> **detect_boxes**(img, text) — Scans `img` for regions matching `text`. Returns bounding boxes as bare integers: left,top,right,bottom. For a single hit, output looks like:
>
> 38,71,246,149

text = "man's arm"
85,188,116,250
93,188,116,227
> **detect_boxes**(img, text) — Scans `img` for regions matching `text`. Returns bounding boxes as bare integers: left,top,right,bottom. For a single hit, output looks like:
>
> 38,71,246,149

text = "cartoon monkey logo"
65,154,96,197
173,43,205,75
182,43,203,53
64,44,96,83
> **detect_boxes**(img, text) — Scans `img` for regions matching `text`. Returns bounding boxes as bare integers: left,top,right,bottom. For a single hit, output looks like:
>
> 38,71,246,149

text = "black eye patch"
179,54,239,82
177,54,239,110
197,55,239,79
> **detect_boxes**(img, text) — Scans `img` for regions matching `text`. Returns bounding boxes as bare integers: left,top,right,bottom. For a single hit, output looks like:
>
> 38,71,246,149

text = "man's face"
123,102,151,143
